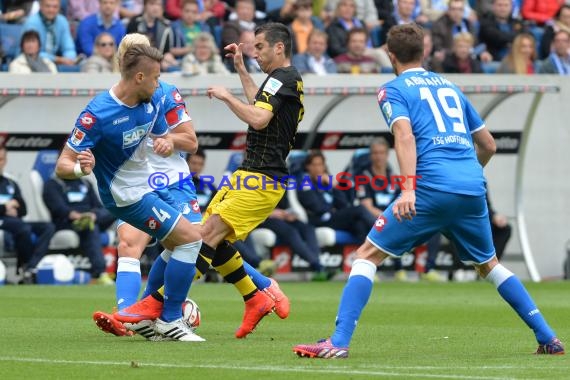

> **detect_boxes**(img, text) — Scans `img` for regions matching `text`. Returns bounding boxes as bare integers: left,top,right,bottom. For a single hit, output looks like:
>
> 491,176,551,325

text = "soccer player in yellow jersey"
115,22,304,338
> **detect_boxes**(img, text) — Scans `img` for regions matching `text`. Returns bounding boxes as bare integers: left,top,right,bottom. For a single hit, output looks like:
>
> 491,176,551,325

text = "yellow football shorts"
203,170,285,242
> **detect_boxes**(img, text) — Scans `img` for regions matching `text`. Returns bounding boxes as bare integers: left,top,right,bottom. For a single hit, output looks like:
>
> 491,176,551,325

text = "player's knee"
201,215,229,245
474,256,499,278
117,239,143,259
355,240,386,266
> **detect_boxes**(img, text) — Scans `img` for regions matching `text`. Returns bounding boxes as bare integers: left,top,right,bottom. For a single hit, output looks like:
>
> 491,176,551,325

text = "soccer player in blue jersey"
91,33,289,339
56,44,204,342
293,23,565,358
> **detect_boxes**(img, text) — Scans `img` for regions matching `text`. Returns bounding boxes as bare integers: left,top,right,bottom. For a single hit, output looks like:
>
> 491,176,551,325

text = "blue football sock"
331,259,376,348
142,250,171,299
115,257,141,310
487,264,555,344
243,260,271,290
161,240,201,322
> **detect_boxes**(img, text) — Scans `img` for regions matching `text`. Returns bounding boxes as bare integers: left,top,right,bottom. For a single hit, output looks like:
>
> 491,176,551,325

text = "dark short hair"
387,23,424,64
347,27,368,42
193,148,206,160
255,22,292,58
304,149,325,168
20,29,41,51
121,44,163,78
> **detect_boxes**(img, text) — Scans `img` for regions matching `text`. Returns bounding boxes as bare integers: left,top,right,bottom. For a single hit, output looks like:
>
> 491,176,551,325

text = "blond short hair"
115,33,152,71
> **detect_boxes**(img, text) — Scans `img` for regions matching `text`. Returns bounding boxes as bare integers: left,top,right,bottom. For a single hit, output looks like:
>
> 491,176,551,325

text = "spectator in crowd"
326,0,380,30
126,0,179,70
221,0,260,48
43,175,116,285
431,0,476,56
435,32,483,73
374,0,394,25
292,29,337,74
486,187,511,261
181,32,229,74
9,29,58,73
539,5,570,59
119,0,143,20
497,32,536,73
81,32,117,72
289,0,325,55
538,29,570,74
326,0,366,58
521,0,562,26
201,0,227,28
258,195,334,281
225,29,262,72
76,0,126,57
297,150,377,243
22,0,78,66
171,0,211,59
422,28,439,70
266,0,297,24
1,0,38,23
66,0,100,23
420,0,476,24
334,27,379,73
476,0,522,19
354,138,408,280
479,0,526,62
225,0,267,20
0,146,55,283
379,0,419,47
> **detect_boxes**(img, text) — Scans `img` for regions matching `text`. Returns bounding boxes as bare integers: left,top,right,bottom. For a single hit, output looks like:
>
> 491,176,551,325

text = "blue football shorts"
366,185,495,265
110,189,182,241
167,180,202,224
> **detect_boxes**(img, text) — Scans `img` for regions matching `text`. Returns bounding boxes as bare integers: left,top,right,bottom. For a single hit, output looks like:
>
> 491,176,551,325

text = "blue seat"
32,150,60,182
225,151,244,174
334,230,360,245
56,64,81,72
370,25,383,48
286,150,308,178
212,25,223,49
0,23,23,62
265,0,285,13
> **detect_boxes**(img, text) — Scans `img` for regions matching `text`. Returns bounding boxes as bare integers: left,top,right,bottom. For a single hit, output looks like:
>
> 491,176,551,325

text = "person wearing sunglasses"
81,32,118,73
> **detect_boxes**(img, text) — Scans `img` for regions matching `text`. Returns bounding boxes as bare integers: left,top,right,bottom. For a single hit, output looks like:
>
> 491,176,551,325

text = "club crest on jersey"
190,200,200,213
122,124,149,148
145,103,154,114
263,77,283,95
374,215,387,232
172,90,184,103
80,113,96,129
377,88,387,103
70,128,85,145
145,217,161,230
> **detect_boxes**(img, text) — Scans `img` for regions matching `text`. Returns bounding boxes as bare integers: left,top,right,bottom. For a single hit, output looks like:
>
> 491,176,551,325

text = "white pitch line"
0,357,517,380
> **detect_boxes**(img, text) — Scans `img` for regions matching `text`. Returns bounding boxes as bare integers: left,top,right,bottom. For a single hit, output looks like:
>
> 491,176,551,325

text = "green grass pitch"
0,281,569,379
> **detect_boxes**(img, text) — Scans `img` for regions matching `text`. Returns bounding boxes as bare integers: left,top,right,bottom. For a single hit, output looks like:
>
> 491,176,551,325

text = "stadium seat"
212,25,223,49
265,0,285,13
29,150,80,250
223,151,244,177
0,23,23,63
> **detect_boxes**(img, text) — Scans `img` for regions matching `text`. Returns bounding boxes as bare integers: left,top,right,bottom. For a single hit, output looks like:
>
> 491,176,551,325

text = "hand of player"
392,190,416,222
5,199,19,217
224,43,245,71
492,213,508,228
207,85,231,101
77,149,95,175
153,136,174,157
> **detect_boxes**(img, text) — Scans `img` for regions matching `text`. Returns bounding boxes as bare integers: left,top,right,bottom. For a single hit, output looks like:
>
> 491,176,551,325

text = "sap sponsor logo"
71,128,86,145
113,116,130,125
197,134,223,147
80,113,96,129
122,125,149,148
321,132,342,149
263,77,283,95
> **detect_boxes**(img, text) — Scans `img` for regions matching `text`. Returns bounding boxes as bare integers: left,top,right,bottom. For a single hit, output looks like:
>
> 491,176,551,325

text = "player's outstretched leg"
242,260,290,319
211,241,275,338
482,261,565,355
294,248,378,359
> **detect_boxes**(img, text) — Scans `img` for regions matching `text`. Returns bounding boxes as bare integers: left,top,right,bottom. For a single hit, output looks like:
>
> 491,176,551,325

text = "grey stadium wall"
0,73,568,281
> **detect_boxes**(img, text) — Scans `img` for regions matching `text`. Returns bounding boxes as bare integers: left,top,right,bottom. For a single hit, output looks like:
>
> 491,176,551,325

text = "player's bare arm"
169,121,198,154
392,119,417,222
472,127,496,167
56,146,95,179
207,86,273,130
152,134,175,157
224,43,259,103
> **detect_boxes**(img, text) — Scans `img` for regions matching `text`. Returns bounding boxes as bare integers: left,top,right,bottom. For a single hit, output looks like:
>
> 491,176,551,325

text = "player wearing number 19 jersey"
293,23,564,358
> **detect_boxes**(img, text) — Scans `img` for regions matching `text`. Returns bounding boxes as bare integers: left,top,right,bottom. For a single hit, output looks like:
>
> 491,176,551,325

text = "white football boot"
154,318,206,342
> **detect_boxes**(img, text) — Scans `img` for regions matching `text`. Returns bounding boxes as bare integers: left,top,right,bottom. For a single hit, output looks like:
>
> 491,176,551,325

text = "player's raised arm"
224,42,259,104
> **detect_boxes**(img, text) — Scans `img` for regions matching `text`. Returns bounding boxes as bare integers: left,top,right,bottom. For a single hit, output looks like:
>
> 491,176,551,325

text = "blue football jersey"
377,68,486,196
146,81,193,187
67,88,168,208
